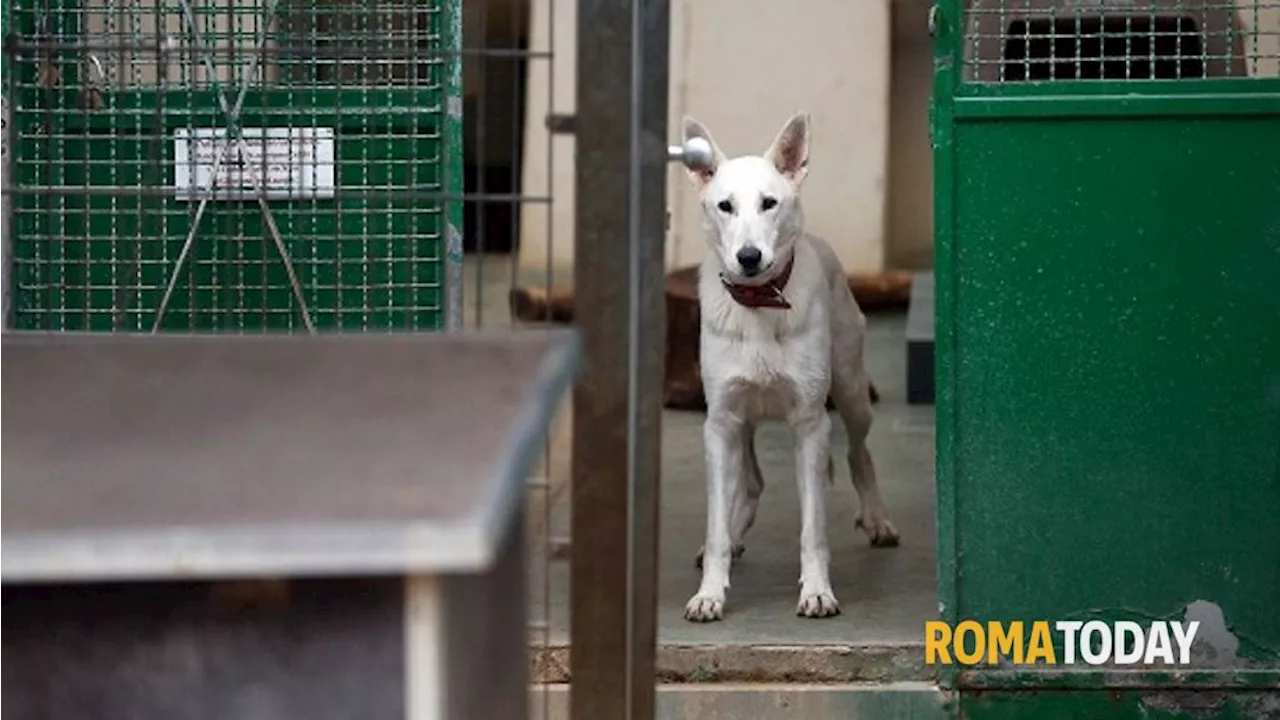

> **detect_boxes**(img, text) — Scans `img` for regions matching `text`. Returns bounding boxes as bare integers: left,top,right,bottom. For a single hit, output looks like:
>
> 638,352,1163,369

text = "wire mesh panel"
2,0,460,331
962,0,1280,82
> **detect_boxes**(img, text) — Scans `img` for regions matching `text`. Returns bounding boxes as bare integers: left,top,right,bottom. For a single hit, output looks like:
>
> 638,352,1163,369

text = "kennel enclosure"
3,0,462,332
933,0,1280,716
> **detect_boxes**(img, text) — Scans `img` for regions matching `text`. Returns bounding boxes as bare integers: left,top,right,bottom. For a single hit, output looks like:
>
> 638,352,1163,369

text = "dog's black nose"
736,246,763,273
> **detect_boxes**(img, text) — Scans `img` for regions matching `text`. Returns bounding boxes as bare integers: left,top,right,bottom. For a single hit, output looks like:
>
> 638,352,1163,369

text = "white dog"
681,112,900,623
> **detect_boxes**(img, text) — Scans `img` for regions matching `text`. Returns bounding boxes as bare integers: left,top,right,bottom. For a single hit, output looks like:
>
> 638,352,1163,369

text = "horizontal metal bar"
2,186,551,203
12,288,443,295
954,91,1280,119
956,78,1280,97
5,37,552,62
14,305,443,313
12,106,449,118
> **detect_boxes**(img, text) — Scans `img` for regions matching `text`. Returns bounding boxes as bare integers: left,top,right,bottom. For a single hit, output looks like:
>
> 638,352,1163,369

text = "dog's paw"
684,593,726,622
856,512,901,548
796,589,841,618
693,544,746,569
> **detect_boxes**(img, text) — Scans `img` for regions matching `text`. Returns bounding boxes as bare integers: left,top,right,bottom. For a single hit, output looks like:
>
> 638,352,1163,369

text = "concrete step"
529,682,949,720
532,643,933,685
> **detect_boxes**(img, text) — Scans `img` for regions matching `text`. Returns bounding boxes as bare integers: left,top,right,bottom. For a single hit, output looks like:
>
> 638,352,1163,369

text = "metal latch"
667,137,714,171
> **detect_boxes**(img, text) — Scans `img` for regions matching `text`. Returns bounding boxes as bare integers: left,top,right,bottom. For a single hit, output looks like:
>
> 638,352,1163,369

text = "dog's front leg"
684,414,744,622
791,409,840,618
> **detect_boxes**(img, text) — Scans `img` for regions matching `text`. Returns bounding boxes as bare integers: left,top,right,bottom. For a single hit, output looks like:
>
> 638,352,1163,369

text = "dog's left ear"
764,112,811,186
682,116,725,189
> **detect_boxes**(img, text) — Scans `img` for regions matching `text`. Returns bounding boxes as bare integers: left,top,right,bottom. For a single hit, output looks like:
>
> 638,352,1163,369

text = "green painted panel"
944,116,1280,665
931,2,1280,713
931,1,1280,707
961,690,1280,720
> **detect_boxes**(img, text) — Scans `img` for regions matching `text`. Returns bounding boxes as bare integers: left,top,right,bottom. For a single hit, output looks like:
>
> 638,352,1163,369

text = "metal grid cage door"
960,0,1280,83
3,0,462,332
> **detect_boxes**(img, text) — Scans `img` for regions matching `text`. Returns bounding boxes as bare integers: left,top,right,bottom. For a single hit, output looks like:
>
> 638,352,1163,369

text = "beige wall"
518,0,892,274
1239,5,1280,78
516,0,577,281
83,0,246,87
886,0,934,271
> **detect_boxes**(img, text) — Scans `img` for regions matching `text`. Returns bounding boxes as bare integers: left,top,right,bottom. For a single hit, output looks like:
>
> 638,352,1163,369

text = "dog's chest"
702,307,828,418
721,340,823,420
723,336,803,383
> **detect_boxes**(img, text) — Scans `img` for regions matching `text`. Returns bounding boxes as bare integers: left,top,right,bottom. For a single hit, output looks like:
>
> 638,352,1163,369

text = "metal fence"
961,0,1280,82
2,0,670,715
3,0,461,332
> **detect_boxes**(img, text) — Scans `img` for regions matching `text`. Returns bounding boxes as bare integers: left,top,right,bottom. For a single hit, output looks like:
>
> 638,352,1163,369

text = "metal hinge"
549,536,571,560
545,113,577,135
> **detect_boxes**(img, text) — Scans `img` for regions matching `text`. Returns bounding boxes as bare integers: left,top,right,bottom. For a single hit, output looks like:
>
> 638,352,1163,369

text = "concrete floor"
460,256,936,676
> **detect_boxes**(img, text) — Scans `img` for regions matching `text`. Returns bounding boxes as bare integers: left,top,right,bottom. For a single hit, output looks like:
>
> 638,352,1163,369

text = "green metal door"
3,0,461,332
932,1,1280,717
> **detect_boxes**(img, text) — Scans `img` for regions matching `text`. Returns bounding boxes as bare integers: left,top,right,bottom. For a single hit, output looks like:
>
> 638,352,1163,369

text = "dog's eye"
761,196,778,211
715,199,734,214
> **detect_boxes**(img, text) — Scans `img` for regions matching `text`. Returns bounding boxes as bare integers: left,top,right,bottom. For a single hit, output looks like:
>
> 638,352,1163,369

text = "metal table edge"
0,329,583,584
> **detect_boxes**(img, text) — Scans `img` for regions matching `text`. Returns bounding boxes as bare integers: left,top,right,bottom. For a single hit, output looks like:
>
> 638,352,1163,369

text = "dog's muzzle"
736,247,763,276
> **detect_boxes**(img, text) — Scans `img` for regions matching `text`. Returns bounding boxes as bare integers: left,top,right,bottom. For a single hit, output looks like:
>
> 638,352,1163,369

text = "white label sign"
174,127,336,201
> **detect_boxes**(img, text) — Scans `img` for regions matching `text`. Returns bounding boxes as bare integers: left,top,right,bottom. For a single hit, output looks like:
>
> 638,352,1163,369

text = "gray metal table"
2,330,580,720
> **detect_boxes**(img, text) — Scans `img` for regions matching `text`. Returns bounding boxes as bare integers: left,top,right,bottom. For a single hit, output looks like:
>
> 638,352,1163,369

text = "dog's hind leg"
848,436,899,547
832,366,900,548
695,427,761,569
734,429,765,547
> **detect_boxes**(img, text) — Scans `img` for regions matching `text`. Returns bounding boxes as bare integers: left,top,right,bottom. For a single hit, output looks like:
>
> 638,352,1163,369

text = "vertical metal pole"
570,0,668,716
442,0,465,332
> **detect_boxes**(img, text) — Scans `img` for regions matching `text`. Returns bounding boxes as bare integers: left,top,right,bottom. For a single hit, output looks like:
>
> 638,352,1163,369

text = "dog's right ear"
765,112,811,187
681,116,724,189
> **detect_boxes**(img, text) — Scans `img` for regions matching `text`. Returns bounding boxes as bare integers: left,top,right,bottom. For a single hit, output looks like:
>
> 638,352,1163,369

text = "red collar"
720,256,795,310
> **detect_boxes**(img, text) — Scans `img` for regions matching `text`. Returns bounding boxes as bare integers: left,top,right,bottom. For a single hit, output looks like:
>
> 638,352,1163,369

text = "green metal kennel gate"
2,0,462,332
932,1,1280,718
